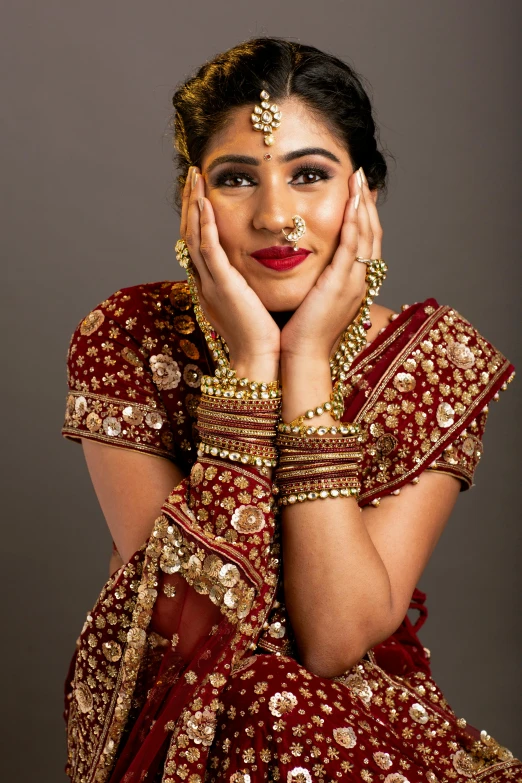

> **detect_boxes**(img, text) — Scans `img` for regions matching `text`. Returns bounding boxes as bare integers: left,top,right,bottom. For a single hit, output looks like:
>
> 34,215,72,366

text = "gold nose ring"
282,215,306,251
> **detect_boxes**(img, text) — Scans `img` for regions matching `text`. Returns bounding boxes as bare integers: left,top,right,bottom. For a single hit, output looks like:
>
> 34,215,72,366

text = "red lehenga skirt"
63,518,521,783
61,285,520,782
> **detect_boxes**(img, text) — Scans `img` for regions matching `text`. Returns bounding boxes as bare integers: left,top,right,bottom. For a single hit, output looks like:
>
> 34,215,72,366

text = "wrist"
231,354,280,383
280,357,334,424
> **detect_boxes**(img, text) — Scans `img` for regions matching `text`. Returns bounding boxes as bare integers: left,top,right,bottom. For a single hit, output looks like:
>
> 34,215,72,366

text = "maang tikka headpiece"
251,89,282,146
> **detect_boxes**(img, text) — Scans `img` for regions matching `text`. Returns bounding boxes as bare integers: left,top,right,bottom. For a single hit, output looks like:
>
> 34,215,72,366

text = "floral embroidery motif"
74,682,93,713
230,505,266,534
80,309,105,336
184,708,217,746
268,691,298,717
121,346,143,366
375,433,398,456
149,354,181,390
102,641,122,662
190,462,204,486
409,702,429,723
122,405,143,425
102,416,121,437
451,749,484,777
333,726,357,748
373,751,393,769
180,339,200,360
447,340,475,369
86,411,102,432
436,401,455,428
393,372,416,392
338,666,373,705
173,314,195,334
287,767,312,783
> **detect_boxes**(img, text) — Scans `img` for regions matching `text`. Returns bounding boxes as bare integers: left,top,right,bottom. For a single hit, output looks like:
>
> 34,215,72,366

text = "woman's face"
199,96,377,313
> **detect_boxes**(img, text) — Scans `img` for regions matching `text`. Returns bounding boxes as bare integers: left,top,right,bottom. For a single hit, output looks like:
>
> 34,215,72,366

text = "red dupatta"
61,287,514,783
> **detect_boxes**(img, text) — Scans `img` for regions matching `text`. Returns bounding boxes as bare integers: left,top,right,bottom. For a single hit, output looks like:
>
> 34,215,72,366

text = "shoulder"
66,278,207,395
68,278,200,354
72,279,190,338
63,279,206,464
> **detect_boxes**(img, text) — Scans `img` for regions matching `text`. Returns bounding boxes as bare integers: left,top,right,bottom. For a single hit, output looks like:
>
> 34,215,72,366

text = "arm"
280,356,460,678
82,439,186,564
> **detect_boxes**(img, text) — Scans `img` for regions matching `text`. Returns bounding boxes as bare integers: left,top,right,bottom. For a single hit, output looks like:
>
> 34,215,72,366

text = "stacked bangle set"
195,375,363,506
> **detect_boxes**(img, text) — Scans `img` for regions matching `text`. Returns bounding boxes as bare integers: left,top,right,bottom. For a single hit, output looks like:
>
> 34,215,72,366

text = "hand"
280,167,383,362
181,167,280,379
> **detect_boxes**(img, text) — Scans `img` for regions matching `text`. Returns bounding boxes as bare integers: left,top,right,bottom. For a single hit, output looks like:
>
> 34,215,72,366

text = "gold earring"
251,89,282,146
282,215,306,251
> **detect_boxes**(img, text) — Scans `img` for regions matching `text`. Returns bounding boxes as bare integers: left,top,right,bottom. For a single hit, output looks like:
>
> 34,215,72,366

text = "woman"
61,37,519,783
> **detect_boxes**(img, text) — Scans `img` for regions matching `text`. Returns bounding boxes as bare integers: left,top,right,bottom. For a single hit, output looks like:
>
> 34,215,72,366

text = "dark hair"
169,37,393,212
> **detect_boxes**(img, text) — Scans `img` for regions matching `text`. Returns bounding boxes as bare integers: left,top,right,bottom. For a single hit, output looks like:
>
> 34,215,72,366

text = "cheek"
209,200,244,252
307,184,348,240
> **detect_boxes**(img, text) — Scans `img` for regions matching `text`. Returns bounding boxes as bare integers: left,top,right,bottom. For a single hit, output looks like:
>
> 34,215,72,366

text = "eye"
213,170,255,188
212,164,333,189
292,165,332,185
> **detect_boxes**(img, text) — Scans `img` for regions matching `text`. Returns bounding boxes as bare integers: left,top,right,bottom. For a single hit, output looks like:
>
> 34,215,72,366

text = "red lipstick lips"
250,246,311,271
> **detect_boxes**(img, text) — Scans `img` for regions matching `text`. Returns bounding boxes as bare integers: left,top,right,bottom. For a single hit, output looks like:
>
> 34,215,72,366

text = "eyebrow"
205,147,342,174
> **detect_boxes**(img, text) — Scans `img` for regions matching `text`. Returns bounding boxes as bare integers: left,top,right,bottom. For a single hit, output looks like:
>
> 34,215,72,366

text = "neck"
269,310,294,330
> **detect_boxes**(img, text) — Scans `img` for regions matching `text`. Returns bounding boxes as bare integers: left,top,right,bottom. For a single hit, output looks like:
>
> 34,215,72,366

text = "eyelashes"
212,165,333,188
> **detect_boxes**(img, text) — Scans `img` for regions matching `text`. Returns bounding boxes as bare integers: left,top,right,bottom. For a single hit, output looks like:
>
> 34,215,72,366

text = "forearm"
280,356,394,677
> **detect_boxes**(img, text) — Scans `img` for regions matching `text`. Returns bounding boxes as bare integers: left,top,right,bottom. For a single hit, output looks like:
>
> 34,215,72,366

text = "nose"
251,178,297,239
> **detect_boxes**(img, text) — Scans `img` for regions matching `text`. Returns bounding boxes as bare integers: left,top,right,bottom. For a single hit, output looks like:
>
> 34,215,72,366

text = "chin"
250,281,310,313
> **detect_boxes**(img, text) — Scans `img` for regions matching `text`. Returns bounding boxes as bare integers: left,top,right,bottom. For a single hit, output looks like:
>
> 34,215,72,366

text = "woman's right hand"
180,166,280,381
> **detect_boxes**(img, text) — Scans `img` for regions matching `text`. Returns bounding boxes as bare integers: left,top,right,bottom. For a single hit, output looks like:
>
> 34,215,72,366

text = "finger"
360,167,383,258
329,192,363,281
184,170,214,288
198,196,236,284
180,166,193,238
354,169,373,260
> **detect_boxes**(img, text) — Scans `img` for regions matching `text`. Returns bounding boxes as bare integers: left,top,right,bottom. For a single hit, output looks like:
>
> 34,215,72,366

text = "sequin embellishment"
80,309,105,336
230,505,266,534
447,340,475,369
436,402,455,428
149,354,181,390
333,726,357,748
268,691,298,717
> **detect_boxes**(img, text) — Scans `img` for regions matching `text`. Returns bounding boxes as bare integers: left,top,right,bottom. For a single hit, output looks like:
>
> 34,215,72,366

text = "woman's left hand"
280,167,382,362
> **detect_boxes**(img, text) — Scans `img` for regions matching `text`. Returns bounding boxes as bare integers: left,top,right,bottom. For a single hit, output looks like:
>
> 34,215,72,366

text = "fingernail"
354,194,360,210
359,167,367,185
198,197,204,212
356,170,362,188
192,169,198,189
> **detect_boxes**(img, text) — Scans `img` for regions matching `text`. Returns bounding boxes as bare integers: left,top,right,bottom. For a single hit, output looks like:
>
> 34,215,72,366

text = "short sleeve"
426,407,488,489
355,301,515,505
62,284,180,461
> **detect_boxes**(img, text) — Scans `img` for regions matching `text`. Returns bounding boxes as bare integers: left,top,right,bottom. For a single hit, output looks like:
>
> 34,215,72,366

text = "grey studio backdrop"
2,1,521,778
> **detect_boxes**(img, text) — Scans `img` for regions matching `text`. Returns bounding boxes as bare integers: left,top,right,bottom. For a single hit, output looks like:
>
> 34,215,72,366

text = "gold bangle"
277,485,360,506
197,440,278,468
